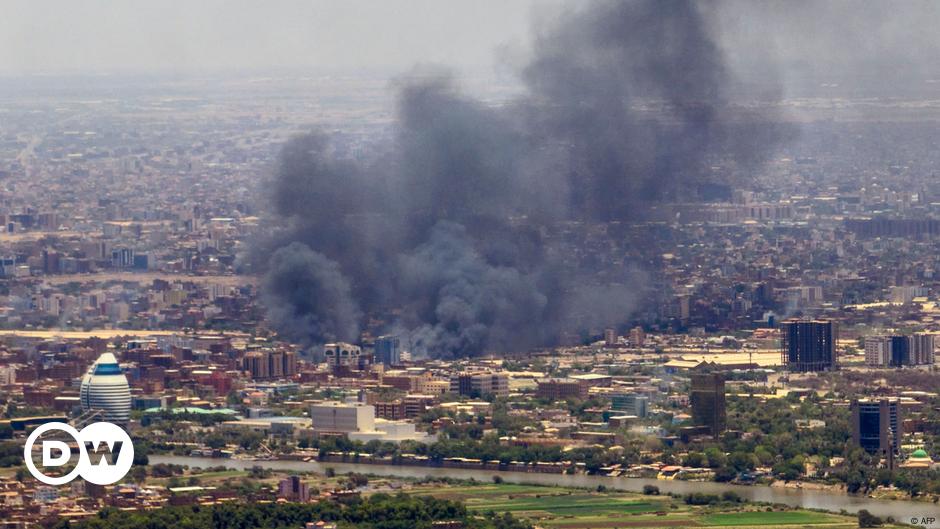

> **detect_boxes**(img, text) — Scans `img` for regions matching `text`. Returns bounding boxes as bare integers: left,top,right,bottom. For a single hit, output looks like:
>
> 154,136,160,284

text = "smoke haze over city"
9,1,940,524
239,0,940,357
255,0,786,356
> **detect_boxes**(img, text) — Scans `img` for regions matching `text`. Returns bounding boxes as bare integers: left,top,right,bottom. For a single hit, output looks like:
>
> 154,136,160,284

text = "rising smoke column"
256,0,786,357
522,0,786,220
261,242,361,346
399,222,552,359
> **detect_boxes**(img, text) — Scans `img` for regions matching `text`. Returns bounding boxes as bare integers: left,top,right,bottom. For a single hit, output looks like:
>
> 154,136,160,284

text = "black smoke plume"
261,242,360,346
522,0,786,219
256,0,786,357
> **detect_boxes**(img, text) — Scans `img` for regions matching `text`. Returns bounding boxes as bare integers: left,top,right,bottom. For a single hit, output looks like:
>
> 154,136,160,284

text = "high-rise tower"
79,352,131,426
781,319,837,372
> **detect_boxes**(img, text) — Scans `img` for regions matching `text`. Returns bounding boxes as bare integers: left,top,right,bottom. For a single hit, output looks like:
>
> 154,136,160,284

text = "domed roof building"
80,353,131,426
900,448,934,470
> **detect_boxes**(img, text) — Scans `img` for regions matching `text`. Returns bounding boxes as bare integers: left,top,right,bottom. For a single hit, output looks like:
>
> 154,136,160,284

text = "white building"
865,334,936,367
865,336,891,366
911,333,937,365
309,401,374,433
324,342,362,371
80,352,131,425
349,418,434,444
310,401,432,444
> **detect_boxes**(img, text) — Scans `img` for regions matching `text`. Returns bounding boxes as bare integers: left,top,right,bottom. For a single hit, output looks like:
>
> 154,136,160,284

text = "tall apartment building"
278,475,310,502
374,335,401,367
243,351,269,379
629,326,646,346
781,319,837,372
864,336,891,366
911,333,936,365
242,350,298,380
690,372,726,436
604,328,617,347
864,334,935,367
851,398,901,468
324,342,371,376
269,351,284,378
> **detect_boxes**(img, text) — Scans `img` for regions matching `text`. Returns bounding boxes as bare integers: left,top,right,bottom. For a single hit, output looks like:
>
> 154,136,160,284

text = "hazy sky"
0,0,537,76
5,0,940,98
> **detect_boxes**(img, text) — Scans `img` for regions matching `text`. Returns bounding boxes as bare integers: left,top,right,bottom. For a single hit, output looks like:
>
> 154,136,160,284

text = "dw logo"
23,422,134,485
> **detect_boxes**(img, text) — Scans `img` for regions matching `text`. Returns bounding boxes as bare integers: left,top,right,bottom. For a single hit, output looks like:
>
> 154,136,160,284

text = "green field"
408,482,880,529
701,511,837,526
469,495,657,515
409,484,552,498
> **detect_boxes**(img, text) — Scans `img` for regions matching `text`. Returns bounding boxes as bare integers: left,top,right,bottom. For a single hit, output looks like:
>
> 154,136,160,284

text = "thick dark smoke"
400,223,552,358
261,242,361,346
524,0,736,220
256,0,786,357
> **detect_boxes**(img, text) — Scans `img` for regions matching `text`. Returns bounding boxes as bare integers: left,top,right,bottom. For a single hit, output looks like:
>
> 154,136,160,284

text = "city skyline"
4,2,940,528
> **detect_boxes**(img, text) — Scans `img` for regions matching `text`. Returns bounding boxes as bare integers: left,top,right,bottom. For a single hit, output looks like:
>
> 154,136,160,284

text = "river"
151,455,940,526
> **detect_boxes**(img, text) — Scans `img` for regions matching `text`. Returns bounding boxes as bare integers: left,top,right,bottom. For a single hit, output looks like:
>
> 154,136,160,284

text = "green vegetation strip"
700,510,836,526
468,495,657,515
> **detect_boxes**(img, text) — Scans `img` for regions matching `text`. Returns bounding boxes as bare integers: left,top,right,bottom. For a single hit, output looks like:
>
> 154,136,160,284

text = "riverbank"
150,454,940,525
770,479,844,491
228,451,909,500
